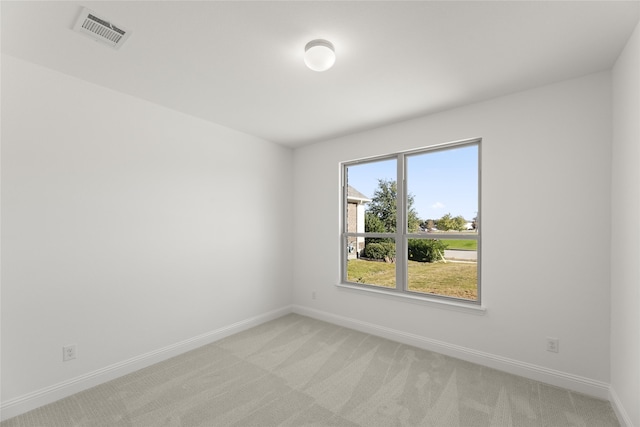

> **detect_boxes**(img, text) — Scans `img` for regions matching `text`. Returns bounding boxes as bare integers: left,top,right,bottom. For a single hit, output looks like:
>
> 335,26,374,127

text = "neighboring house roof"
347,185,371,203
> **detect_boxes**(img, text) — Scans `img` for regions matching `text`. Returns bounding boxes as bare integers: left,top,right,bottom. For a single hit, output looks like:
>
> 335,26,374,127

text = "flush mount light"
304,39,335,72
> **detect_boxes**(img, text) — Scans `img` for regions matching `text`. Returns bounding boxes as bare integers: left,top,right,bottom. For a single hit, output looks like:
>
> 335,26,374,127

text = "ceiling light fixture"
304,39,335,72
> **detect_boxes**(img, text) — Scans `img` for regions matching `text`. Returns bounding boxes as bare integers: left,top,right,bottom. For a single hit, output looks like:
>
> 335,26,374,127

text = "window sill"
336,283,486,315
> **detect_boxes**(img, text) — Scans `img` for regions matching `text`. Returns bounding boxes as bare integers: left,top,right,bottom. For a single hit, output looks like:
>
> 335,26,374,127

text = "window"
341,139,481,304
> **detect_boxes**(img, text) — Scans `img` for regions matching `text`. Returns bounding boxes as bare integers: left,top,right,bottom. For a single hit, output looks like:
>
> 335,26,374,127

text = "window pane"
346,159,397,234
406,145,478,234
407,238,478,301
342,139,480,304
346,239,396,289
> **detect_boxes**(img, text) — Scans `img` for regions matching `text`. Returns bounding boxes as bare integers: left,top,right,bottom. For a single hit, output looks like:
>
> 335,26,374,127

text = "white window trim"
340,138,482,307
336,282,486,315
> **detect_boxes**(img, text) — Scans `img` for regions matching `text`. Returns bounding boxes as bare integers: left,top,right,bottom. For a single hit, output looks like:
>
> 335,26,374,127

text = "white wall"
1,55,293,415
293,72,613,397
2,28,635,423
611,21,640,427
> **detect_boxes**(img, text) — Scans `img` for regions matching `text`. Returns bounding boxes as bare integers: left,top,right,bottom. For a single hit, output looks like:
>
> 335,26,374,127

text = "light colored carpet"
1,313,619,426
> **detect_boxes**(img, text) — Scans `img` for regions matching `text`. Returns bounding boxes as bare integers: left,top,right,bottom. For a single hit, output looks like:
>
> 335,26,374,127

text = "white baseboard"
3,304,620,423
609,387,634,427
292,304,612,401
0,305,293,422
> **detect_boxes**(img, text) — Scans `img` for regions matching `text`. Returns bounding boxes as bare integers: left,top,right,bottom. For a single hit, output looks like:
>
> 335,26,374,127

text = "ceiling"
2,1,639,148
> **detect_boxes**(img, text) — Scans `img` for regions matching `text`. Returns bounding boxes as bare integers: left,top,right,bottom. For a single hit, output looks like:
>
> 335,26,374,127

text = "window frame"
340,138,482,306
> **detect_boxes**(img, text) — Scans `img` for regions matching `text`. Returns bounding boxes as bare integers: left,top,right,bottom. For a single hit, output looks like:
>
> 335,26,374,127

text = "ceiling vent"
73,7,131,49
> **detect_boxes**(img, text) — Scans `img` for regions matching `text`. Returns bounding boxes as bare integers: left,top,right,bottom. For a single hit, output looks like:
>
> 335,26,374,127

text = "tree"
453,215,467,230
366,179,420,233
364,211,386,233
435,213,467,231
367,179,397,232
364,211,388,245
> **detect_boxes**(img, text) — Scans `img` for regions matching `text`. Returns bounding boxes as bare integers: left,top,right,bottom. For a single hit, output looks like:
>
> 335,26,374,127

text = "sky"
346,144,478,221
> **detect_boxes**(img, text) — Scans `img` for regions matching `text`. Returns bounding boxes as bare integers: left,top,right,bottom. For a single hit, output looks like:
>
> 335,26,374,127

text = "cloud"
431,202,445,209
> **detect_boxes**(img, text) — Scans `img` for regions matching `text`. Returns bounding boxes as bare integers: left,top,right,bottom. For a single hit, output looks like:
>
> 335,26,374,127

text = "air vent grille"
73,8,130,49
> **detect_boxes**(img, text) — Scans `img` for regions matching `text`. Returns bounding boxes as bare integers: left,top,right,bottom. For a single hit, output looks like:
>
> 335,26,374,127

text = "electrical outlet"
312,291,317,300
63,344,77,361
546,337,559,353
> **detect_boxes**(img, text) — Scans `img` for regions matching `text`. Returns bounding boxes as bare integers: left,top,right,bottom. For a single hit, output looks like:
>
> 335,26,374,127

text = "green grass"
439,239,477,250
347,259,477,300
347,259,397,288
